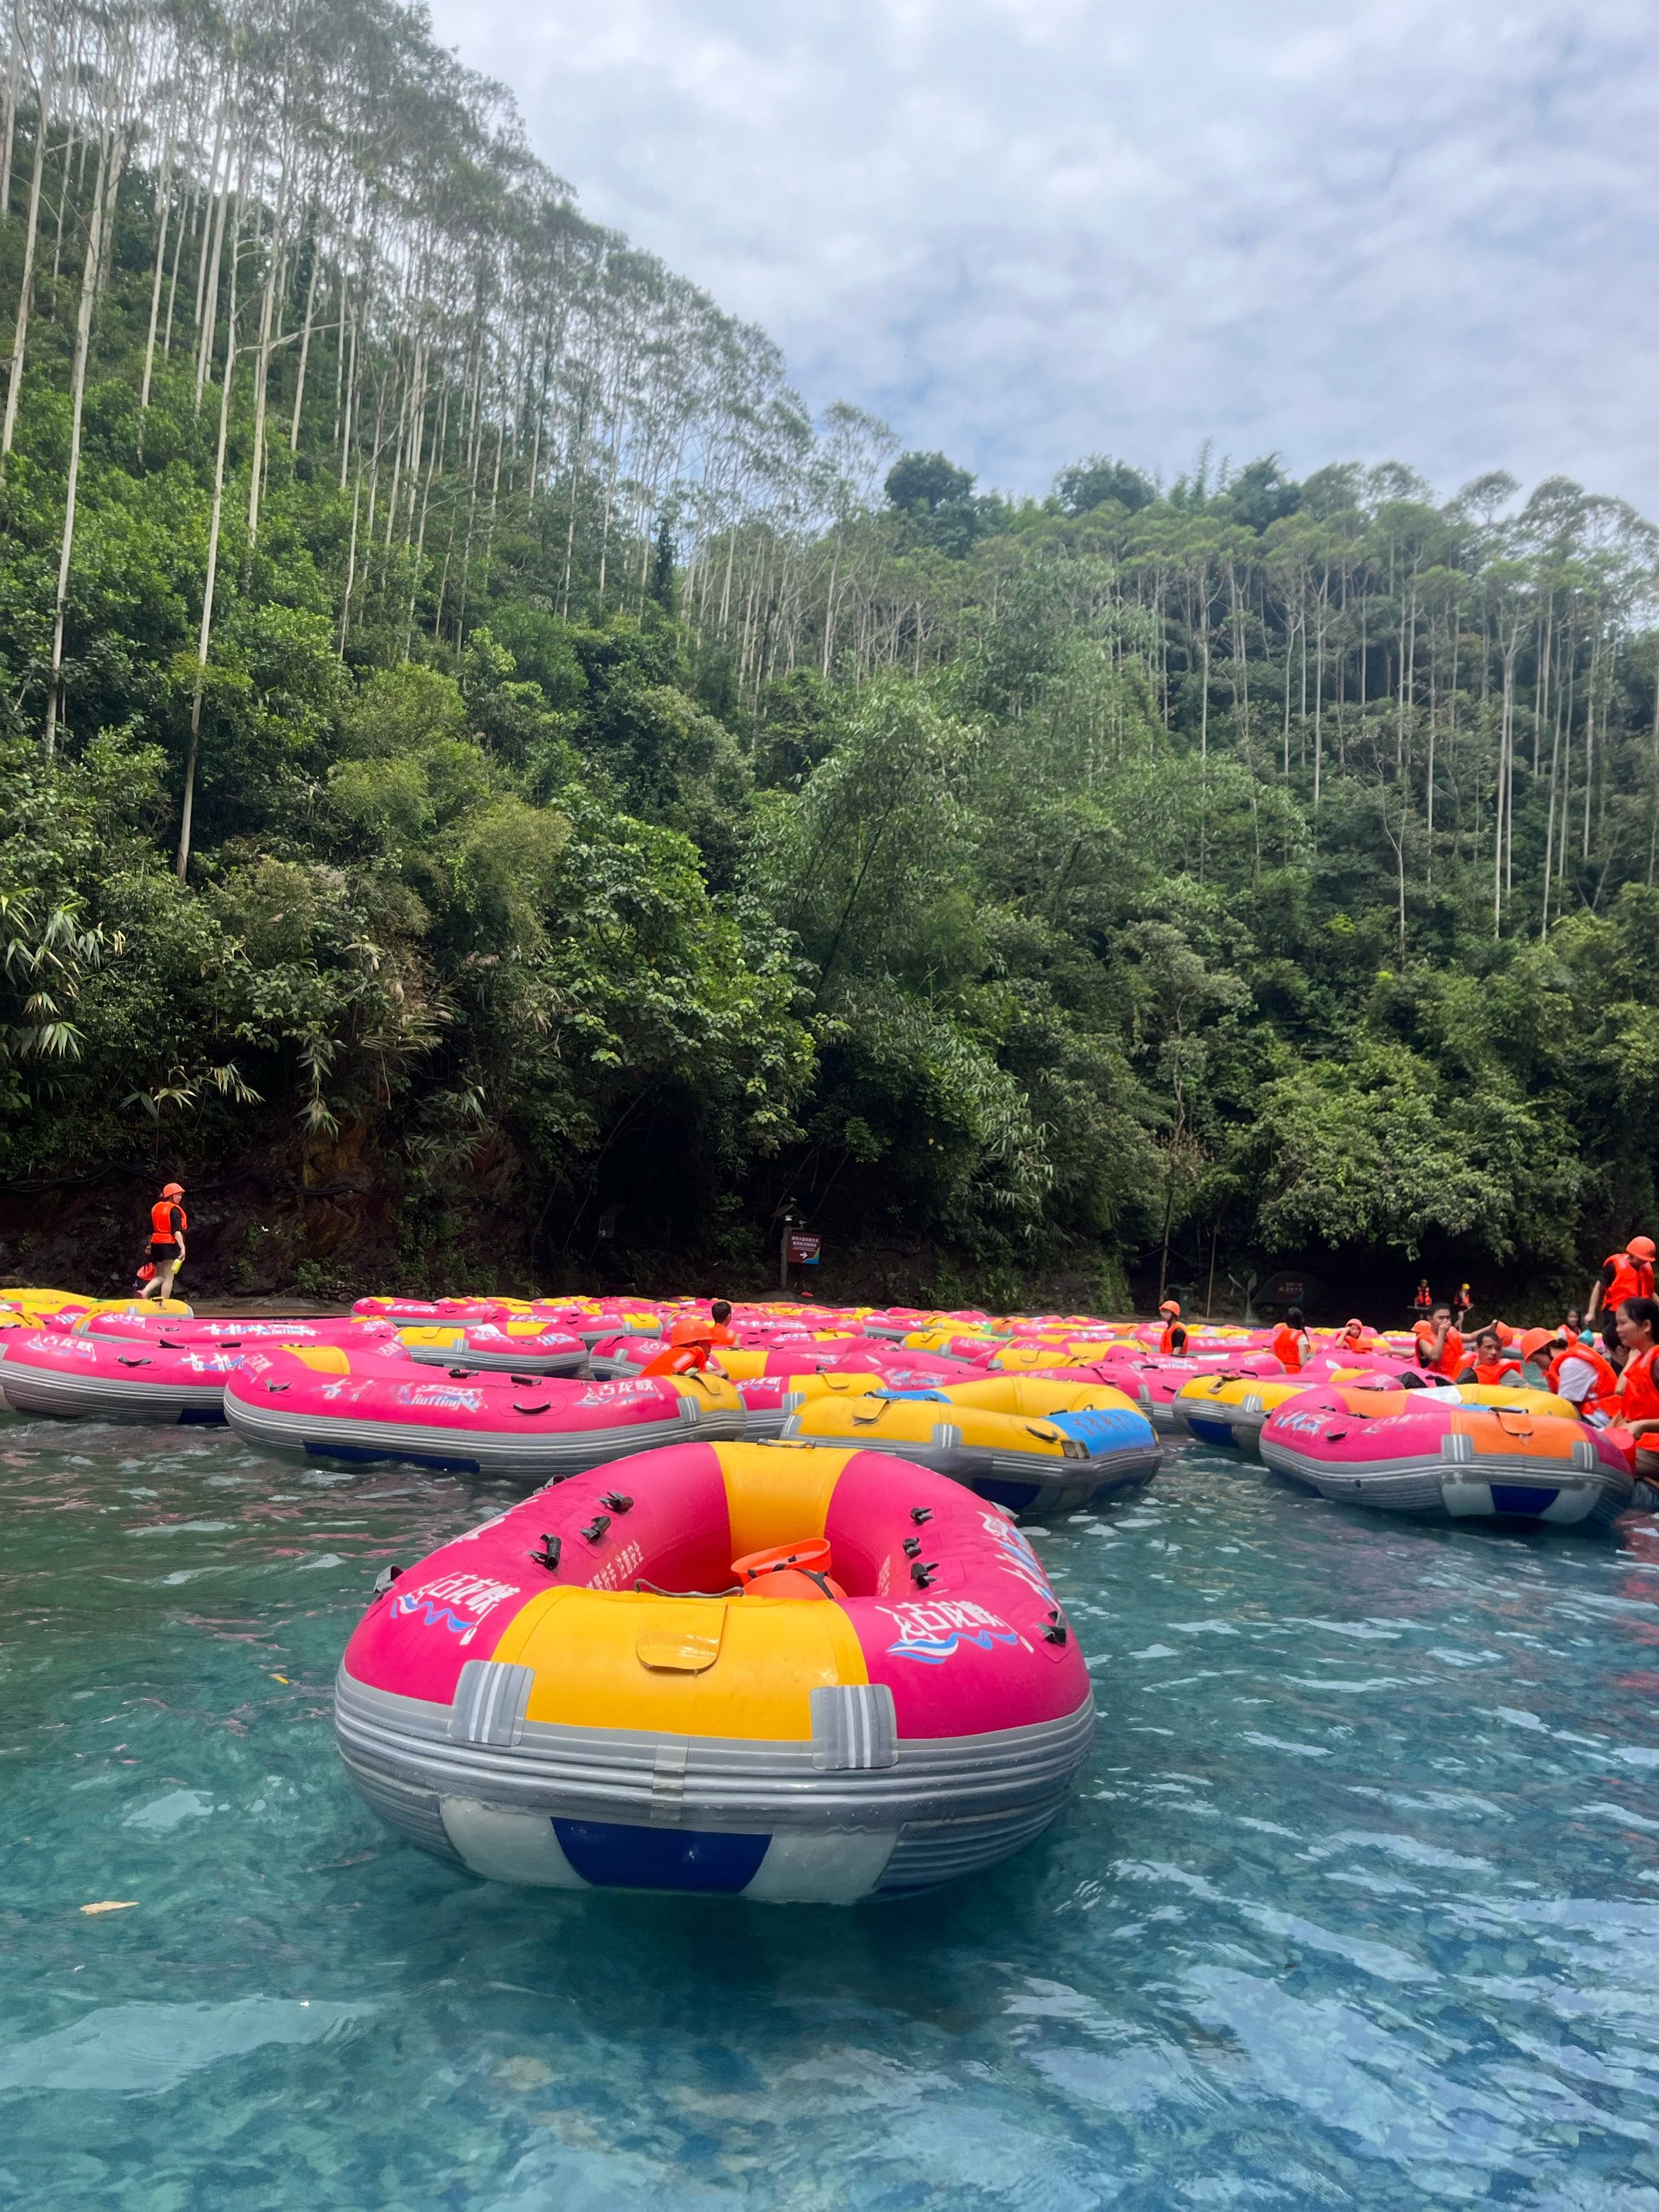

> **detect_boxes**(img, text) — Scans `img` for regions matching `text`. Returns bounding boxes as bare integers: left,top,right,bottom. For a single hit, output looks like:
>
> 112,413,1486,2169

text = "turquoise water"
2,1419,1657,2211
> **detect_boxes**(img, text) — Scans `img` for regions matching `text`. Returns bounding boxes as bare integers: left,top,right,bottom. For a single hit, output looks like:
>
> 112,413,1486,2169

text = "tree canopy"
1,0,1656,1309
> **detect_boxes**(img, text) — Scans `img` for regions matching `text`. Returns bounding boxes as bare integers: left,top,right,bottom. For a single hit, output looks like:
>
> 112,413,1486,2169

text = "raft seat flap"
636,1601,727,1673
811,1683,898,1770
288,1344,352,1375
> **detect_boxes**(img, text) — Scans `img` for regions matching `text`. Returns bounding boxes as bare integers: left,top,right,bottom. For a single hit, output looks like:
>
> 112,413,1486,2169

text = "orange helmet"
1158,1300,1180,1317
1631,1236,1657,1260
1519,1327,1557,1362
668,1314,713,1347
1493,1321,1515,1345
161,1181,185,1199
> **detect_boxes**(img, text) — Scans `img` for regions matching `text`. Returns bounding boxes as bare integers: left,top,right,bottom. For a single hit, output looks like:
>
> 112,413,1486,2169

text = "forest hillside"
2,0,1656,1315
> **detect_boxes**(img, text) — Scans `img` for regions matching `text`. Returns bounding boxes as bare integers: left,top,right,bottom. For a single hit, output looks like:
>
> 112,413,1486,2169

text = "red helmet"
1158,1300,1180,1318
1630,1236,1657,1261
1520,1327,1557,1362
668,1315,712,1347
161,1182,185,1199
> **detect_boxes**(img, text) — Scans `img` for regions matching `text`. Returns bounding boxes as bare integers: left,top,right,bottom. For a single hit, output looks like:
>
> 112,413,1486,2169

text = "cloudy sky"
427,0,1659,510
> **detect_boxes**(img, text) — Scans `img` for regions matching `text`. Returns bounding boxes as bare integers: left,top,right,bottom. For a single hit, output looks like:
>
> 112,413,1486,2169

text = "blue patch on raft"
1489,1484,1559,1518
1047,1408,1157,1453
301,1441,482,1475
972,1475,1043,1511
552,1820,770,1893
1186,1417,1237,1449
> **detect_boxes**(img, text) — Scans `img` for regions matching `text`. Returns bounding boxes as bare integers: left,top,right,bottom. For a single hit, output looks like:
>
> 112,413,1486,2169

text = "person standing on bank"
141,1182,187,1301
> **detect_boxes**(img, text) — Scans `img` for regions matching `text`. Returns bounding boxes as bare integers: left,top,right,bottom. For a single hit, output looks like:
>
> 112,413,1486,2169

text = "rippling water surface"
2,1415,1657,2210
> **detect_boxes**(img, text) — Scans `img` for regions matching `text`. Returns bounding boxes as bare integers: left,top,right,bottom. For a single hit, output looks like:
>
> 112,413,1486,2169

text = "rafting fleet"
1,1286,1651,1904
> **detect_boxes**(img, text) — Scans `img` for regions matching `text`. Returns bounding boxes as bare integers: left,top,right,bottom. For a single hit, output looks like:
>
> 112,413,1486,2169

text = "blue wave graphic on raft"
393,1597,473,1634
886,1628,1021,1664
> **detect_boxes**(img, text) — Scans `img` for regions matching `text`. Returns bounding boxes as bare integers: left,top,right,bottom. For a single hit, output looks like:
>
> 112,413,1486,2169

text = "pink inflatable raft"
0,1326,244,1423
1259,1383,1635,1528
334,1438,1094,1901
225,1349,745,1478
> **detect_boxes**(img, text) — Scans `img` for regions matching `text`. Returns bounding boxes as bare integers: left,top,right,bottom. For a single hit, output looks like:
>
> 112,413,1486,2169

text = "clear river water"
1,1414,1657,2211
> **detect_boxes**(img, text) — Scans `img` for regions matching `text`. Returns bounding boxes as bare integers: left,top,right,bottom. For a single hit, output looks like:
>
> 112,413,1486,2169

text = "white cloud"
429,0,1659,508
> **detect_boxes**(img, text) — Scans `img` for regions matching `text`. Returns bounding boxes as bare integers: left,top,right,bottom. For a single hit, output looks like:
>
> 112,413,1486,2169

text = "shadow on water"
1,1414,1657,2209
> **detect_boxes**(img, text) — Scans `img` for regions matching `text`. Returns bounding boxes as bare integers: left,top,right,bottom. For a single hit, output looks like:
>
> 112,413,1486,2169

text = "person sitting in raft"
1589,1236,1657,1353
1516,1328,1560,1390
707,1299,736,1348
1560,1306,1589,1344
1546,1329,1620,1420
1336,1316,1377,1356
640,1315,713,1377
1414,1302,1465,1379
1272,1306,1311,1373
1158,1300,1187,1356
140,1181,187,1301
1613,1296,1659,1481
1454,1327,1520,1387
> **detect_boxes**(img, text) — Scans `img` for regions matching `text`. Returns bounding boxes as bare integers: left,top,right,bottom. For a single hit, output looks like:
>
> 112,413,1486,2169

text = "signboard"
786,1232,821,1266
1257,1270,1324,1310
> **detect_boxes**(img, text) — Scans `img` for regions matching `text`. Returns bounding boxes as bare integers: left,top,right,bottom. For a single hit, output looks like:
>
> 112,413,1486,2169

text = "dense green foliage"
2,1,1656,1304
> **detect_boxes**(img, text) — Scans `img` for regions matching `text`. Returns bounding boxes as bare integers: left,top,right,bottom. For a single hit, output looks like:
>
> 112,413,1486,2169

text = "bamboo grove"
2,0,1658,1310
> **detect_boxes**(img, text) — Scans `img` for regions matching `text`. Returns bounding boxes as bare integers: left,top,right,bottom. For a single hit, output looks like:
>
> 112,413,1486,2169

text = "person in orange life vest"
141,1182,187,1300
1157,1300,1186,1357
1545,1330,1620,1420
640,1314,712,1377
1336,1316,1376,1357
1411,1279,1432,1321
1414,1303,1465,1379
1452,1283,1473,1327
1516,1327,1559,1390
1271,1305,1311,1373
1589,1236,1657,1352
707,1299,736,1348
1614,1296,1659,1478
1455,1327,1520,1388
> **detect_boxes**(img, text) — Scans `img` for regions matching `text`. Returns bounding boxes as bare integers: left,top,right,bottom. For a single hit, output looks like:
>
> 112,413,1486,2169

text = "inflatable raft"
397,1322,589,1377
0,1326,241,1423
333,1438,1094,1901
780,1377,1159,1514
225,1348,744,1476
1259,1383,1634,1527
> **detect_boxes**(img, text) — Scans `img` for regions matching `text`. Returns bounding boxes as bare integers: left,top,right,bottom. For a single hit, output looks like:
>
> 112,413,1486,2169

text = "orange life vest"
1618,1344,1659,1424
150,1199,186,1241
641,1343,706,1378
1604,1252,1655,1311
1158,1322,1185,1357
1547,1343,1619,1417
1271,1323,1304,1373
1415,1323,1463,1378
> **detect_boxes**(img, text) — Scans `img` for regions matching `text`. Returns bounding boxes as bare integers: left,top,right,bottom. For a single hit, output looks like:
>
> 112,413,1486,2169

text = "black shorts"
148,1241,180,1262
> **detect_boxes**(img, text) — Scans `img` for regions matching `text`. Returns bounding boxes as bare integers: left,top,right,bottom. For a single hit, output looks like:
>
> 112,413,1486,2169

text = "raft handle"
1043,1614,1069,1646
909,1506,932,1524
581,1514,612,1544
902,1536,923,1557
531,1535,562,1573
911,1561,938,1588
371,1565,403,1597
600,1492,634,1513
